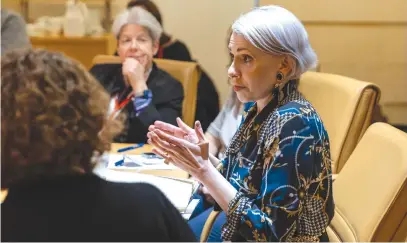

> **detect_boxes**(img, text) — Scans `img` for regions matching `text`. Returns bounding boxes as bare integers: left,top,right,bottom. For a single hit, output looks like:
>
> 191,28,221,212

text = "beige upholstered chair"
327,122,407,242
92,55,122,65
92,55,199,127
298,72,380,173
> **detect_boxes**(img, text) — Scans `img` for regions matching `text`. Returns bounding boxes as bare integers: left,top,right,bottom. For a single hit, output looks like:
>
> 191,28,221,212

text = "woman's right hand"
149,117,200,145
122,58,148,94
149,118,221,168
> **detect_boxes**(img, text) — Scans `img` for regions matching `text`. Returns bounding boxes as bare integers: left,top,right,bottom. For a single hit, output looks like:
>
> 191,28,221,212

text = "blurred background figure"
90,6,184,143
205,29,245,158
126,0,220,132
1,8,31,55
1,48,195,242
206,90,242,159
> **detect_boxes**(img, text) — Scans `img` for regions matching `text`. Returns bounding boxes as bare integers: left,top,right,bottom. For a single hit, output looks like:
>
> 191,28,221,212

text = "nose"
130,39,139,50
227,61,240,80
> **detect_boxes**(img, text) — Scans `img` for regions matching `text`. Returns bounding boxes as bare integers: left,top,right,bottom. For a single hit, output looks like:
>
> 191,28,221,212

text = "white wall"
261,0,407,124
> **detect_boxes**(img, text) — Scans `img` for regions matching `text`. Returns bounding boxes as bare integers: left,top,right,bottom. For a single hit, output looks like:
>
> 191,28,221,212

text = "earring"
276,71,284,81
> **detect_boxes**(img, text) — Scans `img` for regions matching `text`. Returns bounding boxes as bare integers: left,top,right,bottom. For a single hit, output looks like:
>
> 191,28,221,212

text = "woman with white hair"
148,5,334,242
90,7,183,143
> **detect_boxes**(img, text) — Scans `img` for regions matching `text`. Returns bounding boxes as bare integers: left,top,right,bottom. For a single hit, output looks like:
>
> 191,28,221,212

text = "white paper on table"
105,153,176,171
93,163,198,212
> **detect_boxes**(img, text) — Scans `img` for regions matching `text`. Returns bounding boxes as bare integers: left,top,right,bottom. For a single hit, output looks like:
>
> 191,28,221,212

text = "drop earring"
276,71,284,81
275,71,284,89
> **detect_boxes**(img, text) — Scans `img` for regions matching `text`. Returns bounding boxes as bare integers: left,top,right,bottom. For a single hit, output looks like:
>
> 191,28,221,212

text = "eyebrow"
228,47,250,52
237,47,249,52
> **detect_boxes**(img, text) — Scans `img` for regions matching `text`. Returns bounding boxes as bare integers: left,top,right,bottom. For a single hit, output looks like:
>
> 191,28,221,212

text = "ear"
152,39,160,56
278,56,296,81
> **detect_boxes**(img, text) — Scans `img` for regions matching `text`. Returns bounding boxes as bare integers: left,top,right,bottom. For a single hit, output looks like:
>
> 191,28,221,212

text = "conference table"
0,143,189,203
107,143,189,179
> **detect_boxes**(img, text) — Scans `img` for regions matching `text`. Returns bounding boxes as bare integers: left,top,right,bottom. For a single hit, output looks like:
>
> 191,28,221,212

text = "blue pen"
114,156,125,166
117,143,144,153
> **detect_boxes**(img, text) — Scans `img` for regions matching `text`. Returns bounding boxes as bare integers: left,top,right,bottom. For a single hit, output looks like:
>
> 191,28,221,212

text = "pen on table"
114,156,125,166
117,143,144,153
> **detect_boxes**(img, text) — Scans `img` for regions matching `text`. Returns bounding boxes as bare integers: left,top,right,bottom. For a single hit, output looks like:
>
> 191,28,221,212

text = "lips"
233,85,245,92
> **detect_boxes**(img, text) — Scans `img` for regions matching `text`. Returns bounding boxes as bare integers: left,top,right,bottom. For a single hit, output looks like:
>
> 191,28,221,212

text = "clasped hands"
147,117,213,182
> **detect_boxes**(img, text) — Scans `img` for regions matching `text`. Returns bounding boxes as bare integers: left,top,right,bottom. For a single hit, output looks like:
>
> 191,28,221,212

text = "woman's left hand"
150,121,238,213
148,121,213,181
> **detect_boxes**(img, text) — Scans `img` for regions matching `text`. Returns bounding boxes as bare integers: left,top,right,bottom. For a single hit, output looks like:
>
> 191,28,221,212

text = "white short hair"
232,5,317,79
112,6,163,41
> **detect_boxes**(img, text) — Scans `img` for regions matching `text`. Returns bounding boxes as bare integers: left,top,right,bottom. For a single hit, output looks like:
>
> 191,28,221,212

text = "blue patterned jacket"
218,80,335,242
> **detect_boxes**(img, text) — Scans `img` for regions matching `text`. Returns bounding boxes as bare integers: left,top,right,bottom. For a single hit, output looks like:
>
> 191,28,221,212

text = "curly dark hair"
1,49,123,187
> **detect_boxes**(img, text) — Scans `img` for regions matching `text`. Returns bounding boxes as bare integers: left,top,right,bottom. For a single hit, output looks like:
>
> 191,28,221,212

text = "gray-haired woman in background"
148,5,334,242
90,7,184,143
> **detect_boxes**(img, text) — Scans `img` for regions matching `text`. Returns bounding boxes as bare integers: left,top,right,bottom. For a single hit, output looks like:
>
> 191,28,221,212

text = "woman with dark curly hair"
1,49,196,242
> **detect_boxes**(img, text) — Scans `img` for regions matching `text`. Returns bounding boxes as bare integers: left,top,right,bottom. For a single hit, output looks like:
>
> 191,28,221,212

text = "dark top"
90,62,184,143
156,39,220,132
195,70,220,132
156,39,192,62
215,80,334,241
1,174,196,242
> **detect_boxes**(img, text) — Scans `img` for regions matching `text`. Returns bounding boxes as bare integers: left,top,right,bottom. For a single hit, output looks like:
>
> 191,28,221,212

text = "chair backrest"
92,55,199,127
153,58,199,127
298,72,380,173
92,55,121,65
327,123,407,242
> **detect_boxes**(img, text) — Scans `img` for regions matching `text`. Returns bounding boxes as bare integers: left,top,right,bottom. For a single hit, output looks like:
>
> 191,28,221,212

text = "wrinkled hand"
147,120,212,181
122,58,147,93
